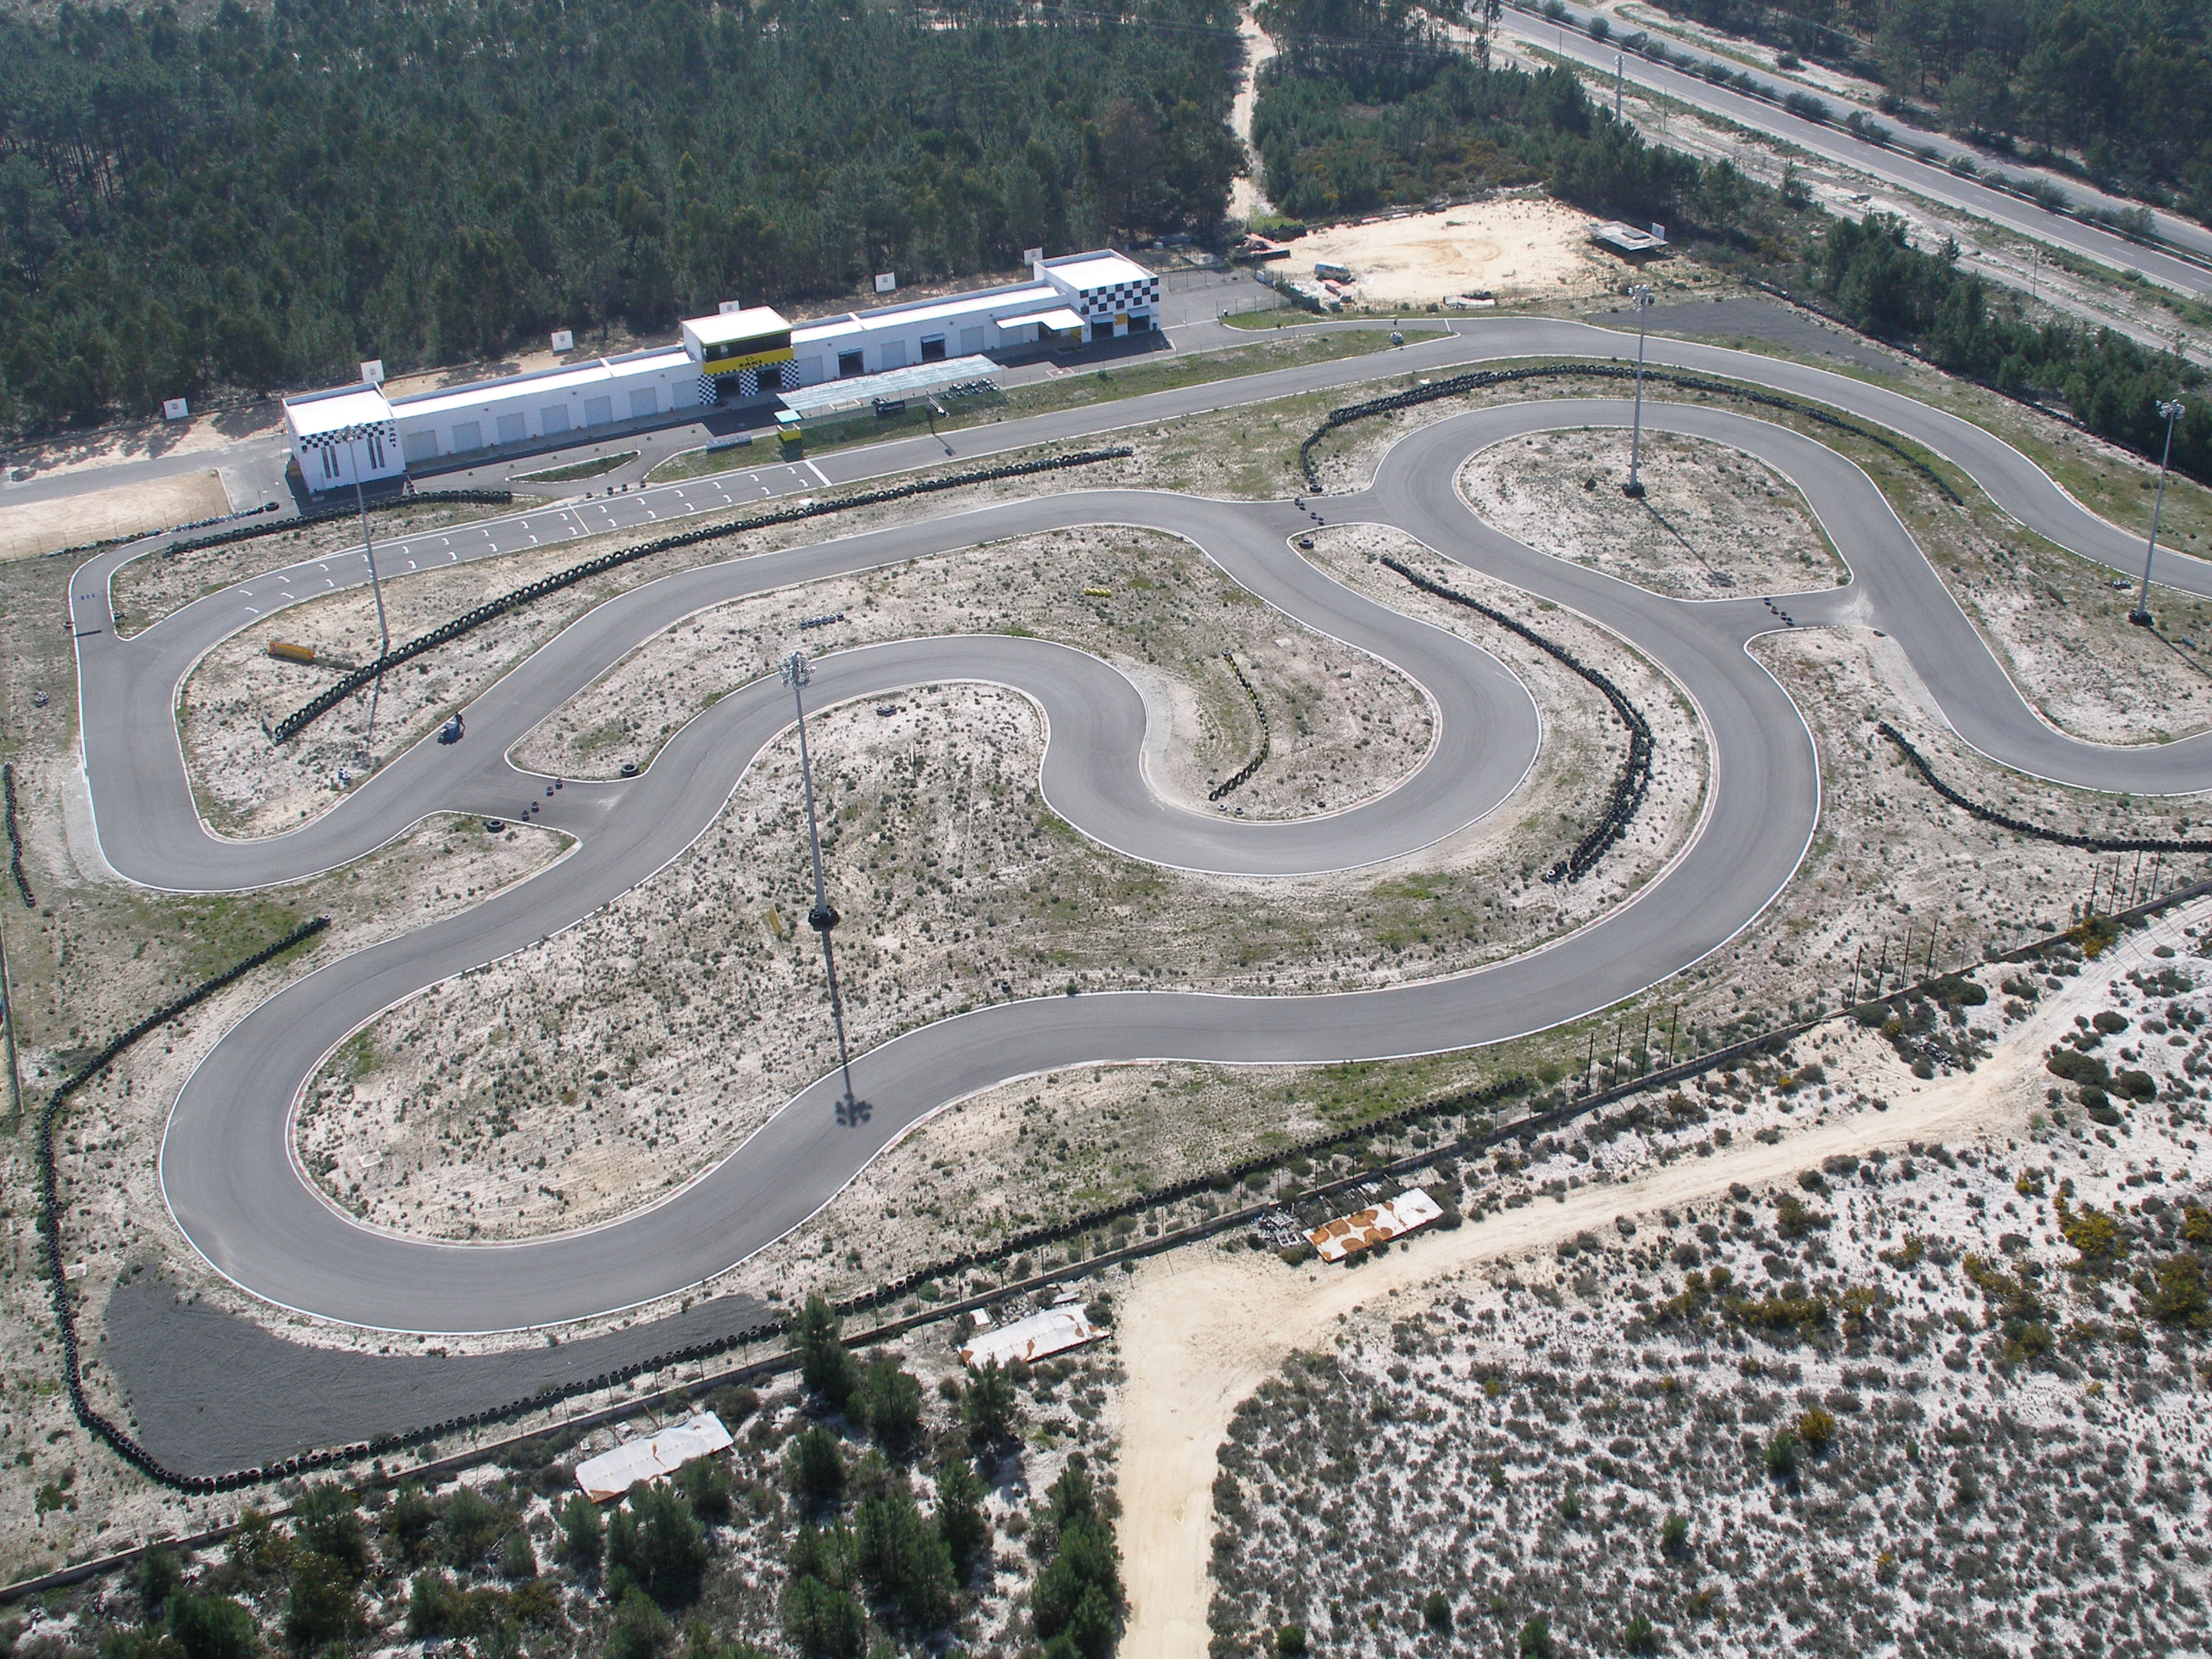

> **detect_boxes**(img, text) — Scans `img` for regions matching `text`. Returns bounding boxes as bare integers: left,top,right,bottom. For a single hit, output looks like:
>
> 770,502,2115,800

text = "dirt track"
1111,897,2202,1658
0,469,230,561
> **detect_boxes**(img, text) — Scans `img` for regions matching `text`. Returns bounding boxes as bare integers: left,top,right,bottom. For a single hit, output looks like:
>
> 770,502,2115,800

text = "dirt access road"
1112,898,2202,1657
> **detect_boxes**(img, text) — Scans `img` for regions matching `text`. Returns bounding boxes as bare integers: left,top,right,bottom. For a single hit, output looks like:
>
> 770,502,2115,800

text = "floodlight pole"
2129,397,2187,627
346,424,393,765
1624,284,1655,498
783,651,859,1115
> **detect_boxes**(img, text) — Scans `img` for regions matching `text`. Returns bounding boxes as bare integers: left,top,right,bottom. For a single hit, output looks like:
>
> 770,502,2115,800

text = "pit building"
284,250,1160,491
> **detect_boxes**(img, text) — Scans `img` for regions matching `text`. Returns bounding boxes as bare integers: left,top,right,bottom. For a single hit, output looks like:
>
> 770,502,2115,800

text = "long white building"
284,250,1160,492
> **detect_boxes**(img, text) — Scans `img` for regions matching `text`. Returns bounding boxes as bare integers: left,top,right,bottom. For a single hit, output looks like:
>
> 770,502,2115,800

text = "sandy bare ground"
1229,8,1279,222
0,404,280,486
512,526,1433,821
310,538,1704,1246
1460,429,1846,598
1112,896,2206,1658
1282,199,1625,306
0,469,230,561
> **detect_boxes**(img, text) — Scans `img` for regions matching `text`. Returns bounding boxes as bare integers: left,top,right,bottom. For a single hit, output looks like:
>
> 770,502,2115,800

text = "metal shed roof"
778,354,997,417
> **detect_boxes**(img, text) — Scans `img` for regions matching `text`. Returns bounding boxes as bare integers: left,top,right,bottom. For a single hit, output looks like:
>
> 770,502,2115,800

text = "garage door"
584,396,613,426
402,428,439,463
541,405,570,435
497,413,526,445
961,326,986,355
451,421,482,452
629,388,658,418
879,338,907,370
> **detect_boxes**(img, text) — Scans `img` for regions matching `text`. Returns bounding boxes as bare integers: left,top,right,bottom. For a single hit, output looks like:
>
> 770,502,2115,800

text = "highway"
1499,0,2212,297
68,320,2212,1332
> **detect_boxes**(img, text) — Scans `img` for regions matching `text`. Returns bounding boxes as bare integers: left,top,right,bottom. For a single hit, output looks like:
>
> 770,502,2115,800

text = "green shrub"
1277,1624,1309,1654
854,1481,956,1630
2046,1048,2109,1088
1765,1427,1801,1479
1797,1405,1837,1453
961,1360,1020,1446
796,1295,860,1409
558,1493,603,1573
167,1594,257,1659
1625,1610,1660,1654
782,1571,865,1659
1660,1512,1690,1557
1519,1615,1555,1658
2115,1069,2158,1101
853,1360,924,1456
935,1460,989,1578
605,1586,673,1659
606,1485,709,1611
1422,1590,1452,1630
786,1426,849,1508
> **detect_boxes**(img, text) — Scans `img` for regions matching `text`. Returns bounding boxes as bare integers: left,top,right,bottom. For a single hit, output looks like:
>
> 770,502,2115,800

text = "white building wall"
389,351,705,464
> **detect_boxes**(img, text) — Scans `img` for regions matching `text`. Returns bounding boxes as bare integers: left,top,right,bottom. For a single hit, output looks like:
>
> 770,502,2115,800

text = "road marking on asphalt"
804,459,830,485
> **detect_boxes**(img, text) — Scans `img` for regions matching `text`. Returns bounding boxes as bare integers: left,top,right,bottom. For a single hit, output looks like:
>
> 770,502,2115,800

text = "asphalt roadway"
1499,0,2212,297
68,318,2212,1334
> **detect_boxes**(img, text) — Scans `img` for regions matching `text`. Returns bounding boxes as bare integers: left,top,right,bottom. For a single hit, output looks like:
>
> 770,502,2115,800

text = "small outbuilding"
572,1411,733,1502
1308,1187,1445,1263
958,1304,1102,1369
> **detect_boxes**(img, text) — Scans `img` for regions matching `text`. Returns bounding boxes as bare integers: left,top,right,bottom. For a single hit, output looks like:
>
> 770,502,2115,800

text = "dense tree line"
1250,2,1774,239
1812,212,2209,480
0,0,1242,435
1643,0,2212,214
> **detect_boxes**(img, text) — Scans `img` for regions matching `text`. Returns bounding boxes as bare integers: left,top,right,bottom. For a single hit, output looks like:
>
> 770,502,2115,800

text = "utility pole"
346,424,392,768
2130,397,2188,627
1624,284,1655,498
783,652,860,1116
1614,53,1624,120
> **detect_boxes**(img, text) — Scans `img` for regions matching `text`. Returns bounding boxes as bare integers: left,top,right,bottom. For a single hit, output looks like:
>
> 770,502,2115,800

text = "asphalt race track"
71,322,2212,1334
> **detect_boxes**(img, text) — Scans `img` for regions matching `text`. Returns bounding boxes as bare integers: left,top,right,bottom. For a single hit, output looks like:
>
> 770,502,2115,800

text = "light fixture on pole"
2129,396,2187,627
1624,283,1655,498
343,423,394,765
782,651,860,1117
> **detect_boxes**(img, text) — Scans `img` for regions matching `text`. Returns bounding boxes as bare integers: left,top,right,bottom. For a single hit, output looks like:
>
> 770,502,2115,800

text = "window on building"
367,430,387,469
320,446,339,480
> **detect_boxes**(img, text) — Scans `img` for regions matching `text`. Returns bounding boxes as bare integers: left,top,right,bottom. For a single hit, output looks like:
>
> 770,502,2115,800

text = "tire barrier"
1296,362,1961,505
3,763,31,909
1879,721,2212,854
269,449,1133,746
1383,559,1655,884
35,918,329,1495
1207,651,1271,801
162,490,513,562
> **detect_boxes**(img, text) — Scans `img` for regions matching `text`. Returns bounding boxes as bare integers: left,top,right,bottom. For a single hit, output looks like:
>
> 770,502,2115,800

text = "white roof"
1591,221,1665,251
285,385,395,437
572,1411,732,1502
1044,251,1153,290
778,354,997,418
685,306,791,348
1308,1187,1445,1262
789,279,1061,344
389,346,691,420
959,1305,1102,1369
997,305,1087,332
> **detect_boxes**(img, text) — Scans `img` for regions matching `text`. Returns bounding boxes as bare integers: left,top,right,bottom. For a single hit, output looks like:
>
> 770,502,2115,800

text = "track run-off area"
69,318,2212,1334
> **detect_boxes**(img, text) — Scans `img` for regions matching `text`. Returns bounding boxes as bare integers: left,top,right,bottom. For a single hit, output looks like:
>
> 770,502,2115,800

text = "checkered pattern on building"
725,361,801,398
1076,276,1160,318
294,421,398,456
